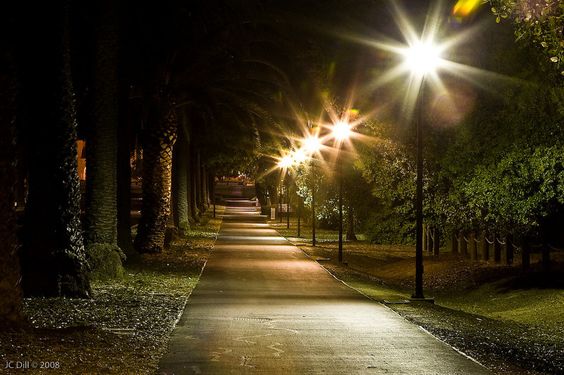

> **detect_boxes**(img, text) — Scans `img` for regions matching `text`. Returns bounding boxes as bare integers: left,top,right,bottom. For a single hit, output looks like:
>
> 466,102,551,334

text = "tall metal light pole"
338,157,344,263
310,158,316,246
414,79,425,299
277,154,294,225
278,182,283,223
302,135,321,246
297,195,302,237
331,120,351,264
401,39,442,300
286,173,290,229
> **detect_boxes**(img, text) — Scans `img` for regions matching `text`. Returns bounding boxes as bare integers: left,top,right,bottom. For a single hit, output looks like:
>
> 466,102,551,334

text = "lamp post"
277,154,293,224
292,149,307,237
302,135,321,246
402,39,443,300
286,175,290,229
331,120,352,264
278,182,283,223
311,158,316,246
297,196,302,237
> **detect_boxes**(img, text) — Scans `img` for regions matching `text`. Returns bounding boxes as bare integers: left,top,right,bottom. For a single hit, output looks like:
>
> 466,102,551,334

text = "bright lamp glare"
293,149,307,164
403,41,442,75
332,121,351,141
302,136,321,154
278,155,294,168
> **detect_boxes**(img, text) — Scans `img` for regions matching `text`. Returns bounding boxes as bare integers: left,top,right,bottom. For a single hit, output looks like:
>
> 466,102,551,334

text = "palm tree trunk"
183,121,196,225
202,165,209,208
116,86,134,256
172,123,190,236
17,0,91,297
0,41,25,326
134,93,177,253
196,150,204,212
84,0,124,277
189,142,200,221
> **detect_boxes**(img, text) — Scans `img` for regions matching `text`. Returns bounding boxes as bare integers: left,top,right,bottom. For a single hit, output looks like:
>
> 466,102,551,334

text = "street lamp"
332,121,351,141
277,154,294,224
290,148,307,233
302,135,321,246
402,39,443,300
331,120,352,264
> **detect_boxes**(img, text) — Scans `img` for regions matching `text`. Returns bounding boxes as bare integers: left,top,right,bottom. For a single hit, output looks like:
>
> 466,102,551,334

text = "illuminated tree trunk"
0,41,24,326
116,90,134,256
84,0,124,276
202,165,209,208
172,123,190,236
184,130,196,225
18,0,91,297
196,150,204,212
189,142,200,221
134,93,177,253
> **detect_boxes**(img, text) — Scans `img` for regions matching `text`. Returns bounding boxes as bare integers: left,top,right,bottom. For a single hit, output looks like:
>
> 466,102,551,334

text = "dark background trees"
0,6,24,326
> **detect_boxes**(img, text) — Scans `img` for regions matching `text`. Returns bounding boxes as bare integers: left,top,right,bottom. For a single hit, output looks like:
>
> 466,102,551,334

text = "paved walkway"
158,200,490,374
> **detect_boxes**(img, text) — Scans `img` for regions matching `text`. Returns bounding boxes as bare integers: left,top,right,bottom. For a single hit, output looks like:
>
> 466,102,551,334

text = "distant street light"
331,119,352,263
277,154,294,224
332,121,351,141
278,154,294,169
402,38,443,300
302,135,321,246
290,148,307,233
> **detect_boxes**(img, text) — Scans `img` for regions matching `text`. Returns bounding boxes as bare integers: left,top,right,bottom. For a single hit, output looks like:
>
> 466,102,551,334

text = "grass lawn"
272,217,564,332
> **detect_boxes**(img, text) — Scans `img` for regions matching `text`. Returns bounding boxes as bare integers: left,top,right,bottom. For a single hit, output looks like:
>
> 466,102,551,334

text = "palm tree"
0,34,24,326
171,109,191,236
134,90,178,253
17,0,90,297
83,0,124,277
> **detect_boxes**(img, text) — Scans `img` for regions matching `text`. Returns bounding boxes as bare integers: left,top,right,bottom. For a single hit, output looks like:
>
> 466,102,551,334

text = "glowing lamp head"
332,121,351,141
302,136,321,154
292,149,307,164
278,154,294,169
403,40,442,76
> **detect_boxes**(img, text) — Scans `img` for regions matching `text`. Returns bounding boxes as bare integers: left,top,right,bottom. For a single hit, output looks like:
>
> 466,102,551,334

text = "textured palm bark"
202,166,210,207
18,0,91,297
196,150,204,211
0,44,24,326
85,1,119,247
185,140,196,225
116,90,134,255
189,142,200,221
172,126,190,236
135,94,178,253
208,172,216,207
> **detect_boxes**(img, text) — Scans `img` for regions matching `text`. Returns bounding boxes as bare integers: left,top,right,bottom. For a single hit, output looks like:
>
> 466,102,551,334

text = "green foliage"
293,163,339,229
489,0,564,76
361,207,415,244
87,244,125,281
462,146,564,234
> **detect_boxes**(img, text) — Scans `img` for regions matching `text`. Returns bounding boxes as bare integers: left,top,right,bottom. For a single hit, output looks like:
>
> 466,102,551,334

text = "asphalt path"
158,200,490,374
